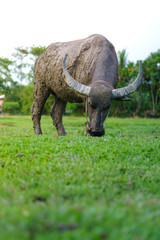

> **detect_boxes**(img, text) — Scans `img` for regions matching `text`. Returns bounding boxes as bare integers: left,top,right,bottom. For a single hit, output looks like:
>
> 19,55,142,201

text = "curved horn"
62,55,91,96
112,62,143,98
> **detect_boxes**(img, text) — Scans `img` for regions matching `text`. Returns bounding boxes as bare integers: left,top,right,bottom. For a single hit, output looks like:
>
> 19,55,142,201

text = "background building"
0,95,5,112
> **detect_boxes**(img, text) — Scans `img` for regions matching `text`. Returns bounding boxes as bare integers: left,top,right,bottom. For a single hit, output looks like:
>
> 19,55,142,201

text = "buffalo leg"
50,96,67,136
31,83,50,135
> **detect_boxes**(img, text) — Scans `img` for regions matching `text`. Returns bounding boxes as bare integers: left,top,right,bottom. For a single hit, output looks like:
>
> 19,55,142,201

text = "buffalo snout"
86,122,105,137
90,128,105,137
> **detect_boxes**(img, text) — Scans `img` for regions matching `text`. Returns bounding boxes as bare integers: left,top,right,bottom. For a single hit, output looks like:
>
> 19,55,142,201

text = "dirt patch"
0,123,15,127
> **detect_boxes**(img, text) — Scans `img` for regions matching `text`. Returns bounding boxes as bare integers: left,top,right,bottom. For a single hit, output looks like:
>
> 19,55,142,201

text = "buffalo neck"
91,45,118,89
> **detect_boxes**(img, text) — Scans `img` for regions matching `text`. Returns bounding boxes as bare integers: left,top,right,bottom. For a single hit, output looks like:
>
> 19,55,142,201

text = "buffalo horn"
112,62,143,98
62,55,91,96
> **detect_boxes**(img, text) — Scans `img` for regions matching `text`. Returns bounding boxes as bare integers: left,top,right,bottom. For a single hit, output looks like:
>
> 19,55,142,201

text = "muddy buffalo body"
31,34,142,137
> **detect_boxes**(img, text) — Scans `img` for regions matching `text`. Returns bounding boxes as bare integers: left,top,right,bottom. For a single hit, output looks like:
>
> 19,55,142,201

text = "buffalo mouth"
90,130,105,137
86,121,105,137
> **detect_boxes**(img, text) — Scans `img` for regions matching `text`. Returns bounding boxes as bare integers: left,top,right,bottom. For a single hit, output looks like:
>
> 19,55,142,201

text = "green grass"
0,115,160,240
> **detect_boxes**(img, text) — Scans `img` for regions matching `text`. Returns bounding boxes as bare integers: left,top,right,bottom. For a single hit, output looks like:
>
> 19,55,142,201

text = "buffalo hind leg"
31,83,50,135
50,96,67,136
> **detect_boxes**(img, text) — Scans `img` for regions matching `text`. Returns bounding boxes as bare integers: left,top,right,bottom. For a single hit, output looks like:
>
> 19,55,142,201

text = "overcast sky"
1,0,160,62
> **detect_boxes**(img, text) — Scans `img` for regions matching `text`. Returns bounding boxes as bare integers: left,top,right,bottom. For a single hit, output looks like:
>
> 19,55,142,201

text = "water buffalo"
31,34,142,137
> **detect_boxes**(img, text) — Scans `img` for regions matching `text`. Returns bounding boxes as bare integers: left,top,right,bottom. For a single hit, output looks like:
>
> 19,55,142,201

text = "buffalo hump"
34,34,116,102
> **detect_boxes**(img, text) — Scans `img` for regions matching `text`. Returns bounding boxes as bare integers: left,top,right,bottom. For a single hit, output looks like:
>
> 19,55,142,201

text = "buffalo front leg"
31,83,50,135
50,97,67,136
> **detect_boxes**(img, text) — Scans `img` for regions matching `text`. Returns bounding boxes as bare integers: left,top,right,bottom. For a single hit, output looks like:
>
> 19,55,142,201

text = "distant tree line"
0,46,160,117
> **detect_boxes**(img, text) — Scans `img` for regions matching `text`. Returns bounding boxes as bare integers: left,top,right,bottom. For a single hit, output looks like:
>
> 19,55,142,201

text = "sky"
0,0,160,62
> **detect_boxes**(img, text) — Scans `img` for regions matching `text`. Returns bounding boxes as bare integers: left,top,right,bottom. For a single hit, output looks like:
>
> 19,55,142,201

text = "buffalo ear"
114,96,133,101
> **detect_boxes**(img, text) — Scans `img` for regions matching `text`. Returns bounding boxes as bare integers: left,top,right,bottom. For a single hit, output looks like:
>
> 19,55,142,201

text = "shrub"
20,82,54,115
2,102,20,114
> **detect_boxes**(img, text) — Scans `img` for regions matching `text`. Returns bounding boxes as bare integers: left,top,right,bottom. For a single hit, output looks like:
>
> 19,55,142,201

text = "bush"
66,102,85,115
20,82,54,115
2,102,21,114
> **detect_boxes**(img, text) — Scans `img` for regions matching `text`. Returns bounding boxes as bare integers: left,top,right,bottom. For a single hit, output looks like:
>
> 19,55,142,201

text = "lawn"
0,115,160,240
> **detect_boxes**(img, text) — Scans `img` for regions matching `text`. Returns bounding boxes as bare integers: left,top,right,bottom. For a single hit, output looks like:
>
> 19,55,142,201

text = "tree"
117,49,128,82
2,102,20,114
12,48,30,84
19,82,34,114
0,57,14,94
30,46,46,57
20,82,53,114
143,50,160,116
0,46,47,114
12,46,46,84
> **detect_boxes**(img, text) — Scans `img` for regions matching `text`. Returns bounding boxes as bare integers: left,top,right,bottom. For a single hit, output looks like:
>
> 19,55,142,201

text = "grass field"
0,115,160,240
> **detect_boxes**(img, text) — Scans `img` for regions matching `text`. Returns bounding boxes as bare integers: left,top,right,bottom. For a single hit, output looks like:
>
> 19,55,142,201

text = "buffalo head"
63,55,143,137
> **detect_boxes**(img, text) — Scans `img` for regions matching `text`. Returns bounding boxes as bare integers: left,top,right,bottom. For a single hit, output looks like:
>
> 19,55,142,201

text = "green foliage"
0,57,13,74
117,49,128,82
12,47,29,83
1,46,47,114
43,94,54,114
2,101,20,113
143,50,160,114
113,48,160,117
12,46,46,84
30,46,46,57
5,83,23,104
19,82,54,114
20,82,34,114
118,49,128,67
0,57,14,94
0,116,160,239
66,102,85,115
